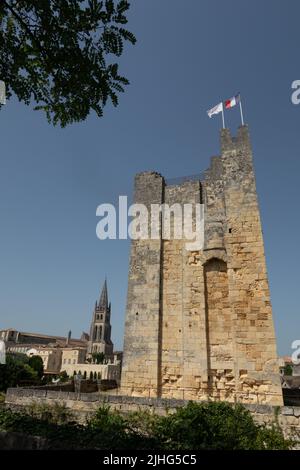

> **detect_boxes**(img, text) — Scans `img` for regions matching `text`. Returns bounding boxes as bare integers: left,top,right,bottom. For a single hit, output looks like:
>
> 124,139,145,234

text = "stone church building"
121,125,283,405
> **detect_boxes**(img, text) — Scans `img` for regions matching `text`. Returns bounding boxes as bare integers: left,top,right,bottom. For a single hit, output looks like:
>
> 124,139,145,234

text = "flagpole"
221,104,225,129
239,98,244,126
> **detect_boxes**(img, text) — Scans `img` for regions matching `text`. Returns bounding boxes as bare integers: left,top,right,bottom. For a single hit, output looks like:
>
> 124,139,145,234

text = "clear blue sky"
0,0,299,355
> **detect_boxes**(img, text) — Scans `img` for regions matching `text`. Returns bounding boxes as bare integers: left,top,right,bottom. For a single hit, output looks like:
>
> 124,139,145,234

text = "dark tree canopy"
92,351,105,364
0,0,136,126
28,355,44,378
0,354,38,391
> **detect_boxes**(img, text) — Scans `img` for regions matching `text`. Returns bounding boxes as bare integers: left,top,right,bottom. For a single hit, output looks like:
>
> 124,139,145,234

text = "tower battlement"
121,126,283,406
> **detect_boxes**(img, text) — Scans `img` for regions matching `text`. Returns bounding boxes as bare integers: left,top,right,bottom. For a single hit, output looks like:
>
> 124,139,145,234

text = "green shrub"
150,401,291,450
0,401,293,450
91,352,105,364
0,354,38,391
0,392,5,406
58,371,69,382
0,406,83,448
86,405,145,449
25,401,73,425
28,356,44,379
284,364,293,376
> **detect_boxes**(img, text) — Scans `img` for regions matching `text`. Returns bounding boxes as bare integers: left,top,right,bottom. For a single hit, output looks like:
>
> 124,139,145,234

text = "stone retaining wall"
4,387,300,442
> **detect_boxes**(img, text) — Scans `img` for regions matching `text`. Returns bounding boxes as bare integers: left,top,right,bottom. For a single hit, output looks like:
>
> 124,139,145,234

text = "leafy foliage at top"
0,0,136,126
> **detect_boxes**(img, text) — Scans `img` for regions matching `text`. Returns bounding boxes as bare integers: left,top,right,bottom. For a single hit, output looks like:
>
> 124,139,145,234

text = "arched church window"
93,326,98,341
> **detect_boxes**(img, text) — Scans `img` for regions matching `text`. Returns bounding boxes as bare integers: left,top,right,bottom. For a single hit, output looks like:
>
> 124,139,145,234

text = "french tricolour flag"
224,93,240,109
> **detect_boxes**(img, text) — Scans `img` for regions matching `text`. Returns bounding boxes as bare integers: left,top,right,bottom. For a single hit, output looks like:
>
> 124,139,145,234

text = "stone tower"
121,125,283,405
88,280,113,357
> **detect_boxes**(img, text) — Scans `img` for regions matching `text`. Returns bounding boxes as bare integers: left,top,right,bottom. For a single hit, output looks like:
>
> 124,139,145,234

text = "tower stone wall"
121,126,283,405
122,173,164,396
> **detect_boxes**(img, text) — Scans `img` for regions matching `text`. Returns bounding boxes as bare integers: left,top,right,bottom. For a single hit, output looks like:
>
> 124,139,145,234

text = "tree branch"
3,0,47,60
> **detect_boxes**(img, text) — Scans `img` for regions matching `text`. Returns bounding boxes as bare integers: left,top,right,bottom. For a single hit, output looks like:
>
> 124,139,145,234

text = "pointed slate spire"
98,279,108,310
66,330,71,346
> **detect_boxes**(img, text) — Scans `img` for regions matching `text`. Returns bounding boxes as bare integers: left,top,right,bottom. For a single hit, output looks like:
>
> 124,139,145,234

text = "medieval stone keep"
121,125,283,406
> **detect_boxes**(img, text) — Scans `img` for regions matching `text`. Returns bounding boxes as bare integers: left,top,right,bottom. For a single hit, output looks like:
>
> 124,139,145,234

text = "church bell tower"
88,280,113,358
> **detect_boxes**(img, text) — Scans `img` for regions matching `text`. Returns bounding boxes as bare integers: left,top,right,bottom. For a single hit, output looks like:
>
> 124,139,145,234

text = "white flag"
0,81,6,105
207,101,223,118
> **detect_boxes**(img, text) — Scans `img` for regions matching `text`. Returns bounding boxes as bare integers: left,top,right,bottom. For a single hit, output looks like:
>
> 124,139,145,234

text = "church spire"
88,278,113,358
98,279,108,310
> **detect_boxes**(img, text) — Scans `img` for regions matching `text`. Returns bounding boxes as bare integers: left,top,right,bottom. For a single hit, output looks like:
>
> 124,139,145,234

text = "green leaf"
0,0,136,126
